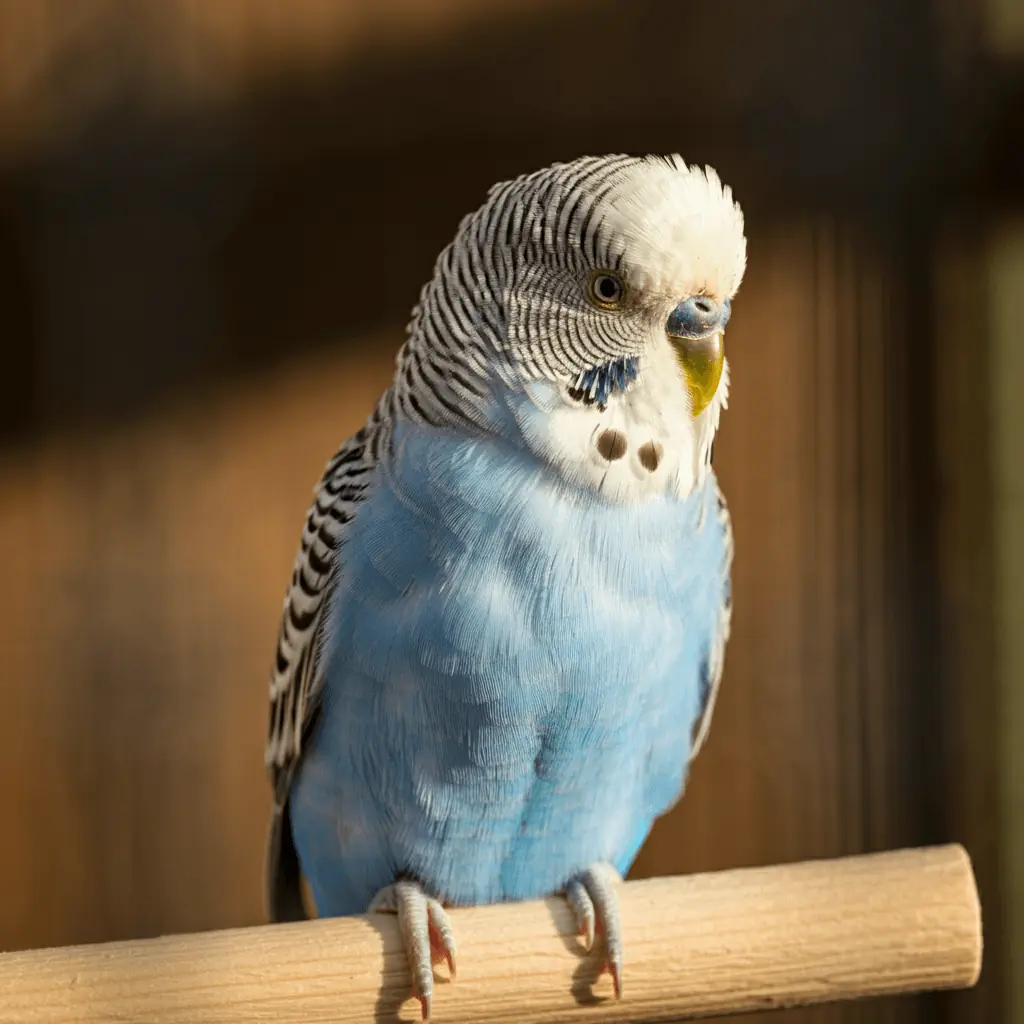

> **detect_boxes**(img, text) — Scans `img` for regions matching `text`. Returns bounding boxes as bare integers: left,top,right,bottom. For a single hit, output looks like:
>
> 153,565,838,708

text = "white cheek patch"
539,341,702,503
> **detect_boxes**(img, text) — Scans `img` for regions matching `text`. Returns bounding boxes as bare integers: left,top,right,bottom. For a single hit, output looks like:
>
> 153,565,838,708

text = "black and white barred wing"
263,428,377,922
689,479,734,763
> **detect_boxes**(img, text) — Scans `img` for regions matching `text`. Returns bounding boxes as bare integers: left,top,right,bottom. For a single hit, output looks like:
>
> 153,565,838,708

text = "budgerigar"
264,154,745,1018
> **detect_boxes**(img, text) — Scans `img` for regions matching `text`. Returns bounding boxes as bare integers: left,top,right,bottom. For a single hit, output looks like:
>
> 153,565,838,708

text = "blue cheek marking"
569,356,639,408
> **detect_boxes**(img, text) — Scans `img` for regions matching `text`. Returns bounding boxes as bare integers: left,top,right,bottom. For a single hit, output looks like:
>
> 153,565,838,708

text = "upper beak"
666,296,728,417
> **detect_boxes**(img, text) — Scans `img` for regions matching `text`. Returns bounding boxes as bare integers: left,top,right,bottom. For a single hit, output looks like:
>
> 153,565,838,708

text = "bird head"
399,154,747,502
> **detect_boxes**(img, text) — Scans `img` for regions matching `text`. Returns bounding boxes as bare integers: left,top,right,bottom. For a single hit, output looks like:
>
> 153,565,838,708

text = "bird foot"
369,880,456,1020
564,863,624,998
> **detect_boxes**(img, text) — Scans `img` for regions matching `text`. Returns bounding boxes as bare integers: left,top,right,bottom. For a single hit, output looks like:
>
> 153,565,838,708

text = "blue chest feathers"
289,423,729,916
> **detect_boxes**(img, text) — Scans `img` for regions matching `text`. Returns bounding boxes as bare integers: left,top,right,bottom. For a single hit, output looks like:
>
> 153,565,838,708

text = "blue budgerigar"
264,154,746,1017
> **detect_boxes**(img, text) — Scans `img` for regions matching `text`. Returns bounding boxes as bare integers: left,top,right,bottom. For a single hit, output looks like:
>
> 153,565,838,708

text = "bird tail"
264,800,309,923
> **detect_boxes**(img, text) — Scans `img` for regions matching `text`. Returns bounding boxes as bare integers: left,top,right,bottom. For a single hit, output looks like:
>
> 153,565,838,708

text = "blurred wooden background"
0,2,1020,1023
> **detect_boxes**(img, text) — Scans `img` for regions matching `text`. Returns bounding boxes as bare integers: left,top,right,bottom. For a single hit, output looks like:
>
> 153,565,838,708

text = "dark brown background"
0,2,1020,1022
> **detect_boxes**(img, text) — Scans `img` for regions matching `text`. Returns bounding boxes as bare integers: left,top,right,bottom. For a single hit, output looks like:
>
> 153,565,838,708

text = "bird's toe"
564,863,624,998
369,880,456,1021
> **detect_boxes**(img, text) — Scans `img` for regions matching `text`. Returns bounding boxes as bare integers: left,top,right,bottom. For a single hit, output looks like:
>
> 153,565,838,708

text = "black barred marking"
449,366,488,399
389,155,687,428
318,526,342,552
324,473,368,498
338,463,373,480
307,545,332,578
326,504,353,525
332,446,365,469
423,360,472,422
696,661,712,718
288,603,317,633
266,428,378,782
406,389,440,428
297,569,319,598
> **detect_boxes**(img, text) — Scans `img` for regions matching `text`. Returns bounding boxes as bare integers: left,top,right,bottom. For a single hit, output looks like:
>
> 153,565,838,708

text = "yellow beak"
670,331,725,417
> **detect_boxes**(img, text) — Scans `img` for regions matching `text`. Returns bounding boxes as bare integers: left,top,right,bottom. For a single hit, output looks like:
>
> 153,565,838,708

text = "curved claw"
369,881,457,1020
427,897,457,980
564,863,623,998
565,876,596,950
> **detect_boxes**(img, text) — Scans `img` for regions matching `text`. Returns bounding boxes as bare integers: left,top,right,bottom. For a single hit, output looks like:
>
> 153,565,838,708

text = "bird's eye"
587,270,626,310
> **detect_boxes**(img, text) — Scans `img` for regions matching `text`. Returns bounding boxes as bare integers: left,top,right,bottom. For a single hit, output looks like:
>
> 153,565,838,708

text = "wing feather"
689,479,733,762
263,423,380,920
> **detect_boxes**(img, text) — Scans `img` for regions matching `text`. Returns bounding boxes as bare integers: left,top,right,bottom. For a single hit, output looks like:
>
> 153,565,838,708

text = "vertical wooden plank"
989,220,1024,1023
926,220,1006,1024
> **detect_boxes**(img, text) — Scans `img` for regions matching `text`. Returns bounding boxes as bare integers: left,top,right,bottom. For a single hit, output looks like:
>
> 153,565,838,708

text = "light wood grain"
0,845,982,1024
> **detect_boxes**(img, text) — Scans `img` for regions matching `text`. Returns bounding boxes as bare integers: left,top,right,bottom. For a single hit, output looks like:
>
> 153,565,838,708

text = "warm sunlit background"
0,2,1021,1022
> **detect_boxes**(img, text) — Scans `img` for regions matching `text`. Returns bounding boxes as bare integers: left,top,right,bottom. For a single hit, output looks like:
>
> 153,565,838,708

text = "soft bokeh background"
0,2,1021,1021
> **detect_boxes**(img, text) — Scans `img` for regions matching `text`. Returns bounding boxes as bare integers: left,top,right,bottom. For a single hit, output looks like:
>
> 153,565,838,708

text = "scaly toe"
369,881,457,1020
425,895,457,979
565,876,596,950
565,863,624,998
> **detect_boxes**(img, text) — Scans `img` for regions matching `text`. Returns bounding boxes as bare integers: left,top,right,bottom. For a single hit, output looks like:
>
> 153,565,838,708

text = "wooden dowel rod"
0,844,981,1024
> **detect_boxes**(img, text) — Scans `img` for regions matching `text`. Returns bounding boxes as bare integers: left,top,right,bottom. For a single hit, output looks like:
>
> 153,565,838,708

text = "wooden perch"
0,845,981,1023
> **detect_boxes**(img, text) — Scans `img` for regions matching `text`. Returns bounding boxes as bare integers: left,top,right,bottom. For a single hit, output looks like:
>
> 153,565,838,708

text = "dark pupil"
598,277,618,300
